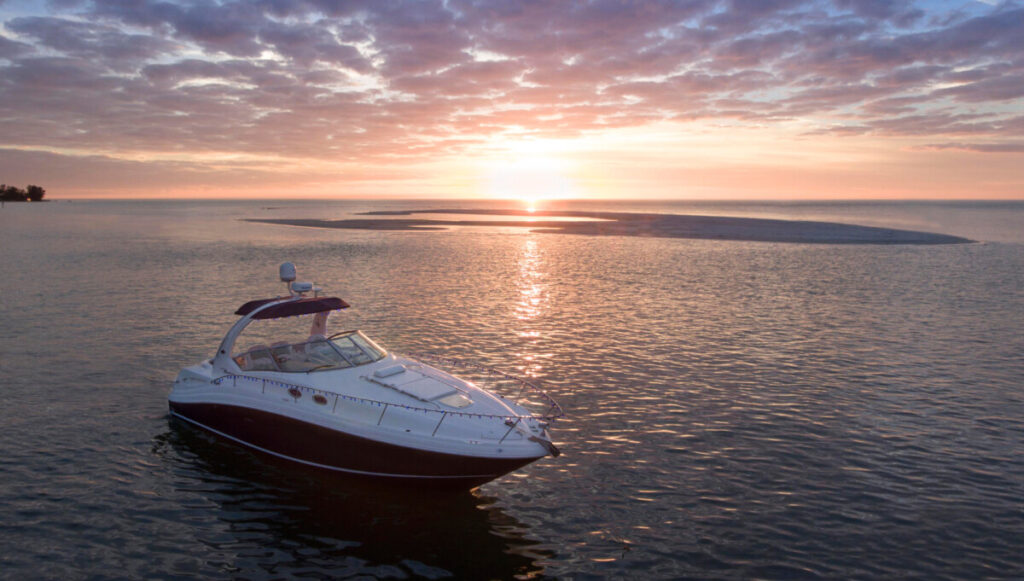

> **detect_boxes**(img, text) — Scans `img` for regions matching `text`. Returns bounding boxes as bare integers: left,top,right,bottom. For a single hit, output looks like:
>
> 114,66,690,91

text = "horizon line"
35,196,1024,203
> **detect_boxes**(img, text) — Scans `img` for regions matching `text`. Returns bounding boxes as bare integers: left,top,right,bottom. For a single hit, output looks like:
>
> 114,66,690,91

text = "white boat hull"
168,358,555,487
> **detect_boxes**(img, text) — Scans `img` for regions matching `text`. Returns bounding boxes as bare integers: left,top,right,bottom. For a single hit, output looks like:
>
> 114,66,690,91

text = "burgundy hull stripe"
168,402,538,481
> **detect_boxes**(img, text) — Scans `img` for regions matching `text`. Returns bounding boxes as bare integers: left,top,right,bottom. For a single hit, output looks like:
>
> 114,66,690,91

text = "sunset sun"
482,154,580,207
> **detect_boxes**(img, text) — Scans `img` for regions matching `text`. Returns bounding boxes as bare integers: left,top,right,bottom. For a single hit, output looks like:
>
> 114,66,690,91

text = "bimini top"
235,296,350,319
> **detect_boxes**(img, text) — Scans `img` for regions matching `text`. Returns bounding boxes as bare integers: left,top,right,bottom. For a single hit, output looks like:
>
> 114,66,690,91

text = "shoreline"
245,208,973,245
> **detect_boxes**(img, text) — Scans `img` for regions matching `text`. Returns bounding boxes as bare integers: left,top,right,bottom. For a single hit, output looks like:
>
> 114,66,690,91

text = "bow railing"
403,352,565,421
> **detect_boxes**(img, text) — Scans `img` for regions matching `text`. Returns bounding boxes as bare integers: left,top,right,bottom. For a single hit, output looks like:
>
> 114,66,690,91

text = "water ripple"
1,201,1022,579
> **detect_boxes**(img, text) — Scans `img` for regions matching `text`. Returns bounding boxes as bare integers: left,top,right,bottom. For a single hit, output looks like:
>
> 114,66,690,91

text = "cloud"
934,73,1024,102
0,147,284,194
0,0,1021,193
257,20,372,72
8,16,178,68
922,142,1024,153
0,32,33,58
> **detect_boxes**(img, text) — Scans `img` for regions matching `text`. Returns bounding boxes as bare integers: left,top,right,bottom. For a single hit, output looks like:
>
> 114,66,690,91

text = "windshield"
233,330,387,373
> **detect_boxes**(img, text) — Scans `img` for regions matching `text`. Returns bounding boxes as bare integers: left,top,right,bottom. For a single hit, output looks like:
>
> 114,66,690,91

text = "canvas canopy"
234,296,349,319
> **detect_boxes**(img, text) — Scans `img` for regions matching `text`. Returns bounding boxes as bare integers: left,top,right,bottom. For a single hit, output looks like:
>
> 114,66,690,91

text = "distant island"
1,184,46,202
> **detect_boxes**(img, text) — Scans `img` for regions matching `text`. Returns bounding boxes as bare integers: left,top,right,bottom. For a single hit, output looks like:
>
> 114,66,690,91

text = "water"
1,199,1022,580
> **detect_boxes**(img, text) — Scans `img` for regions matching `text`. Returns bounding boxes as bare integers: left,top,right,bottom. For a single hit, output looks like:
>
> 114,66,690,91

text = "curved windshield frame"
233,330,387,373
328,330,387,366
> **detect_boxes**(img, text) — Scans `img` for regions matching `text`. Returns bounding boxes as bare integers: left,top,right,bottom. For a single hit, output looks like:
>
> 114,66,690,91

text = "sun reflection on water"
514,236,550,377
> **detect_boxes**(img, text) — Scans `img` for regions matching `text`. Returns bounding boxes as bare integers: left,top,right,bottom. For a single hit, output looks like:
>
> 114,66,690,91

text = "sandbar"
245,208,972,244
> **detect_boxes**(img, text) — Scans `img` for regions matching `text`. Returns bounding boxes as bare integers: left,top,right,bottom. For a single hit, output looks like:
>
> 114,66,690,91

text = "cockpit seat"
236,344,276,371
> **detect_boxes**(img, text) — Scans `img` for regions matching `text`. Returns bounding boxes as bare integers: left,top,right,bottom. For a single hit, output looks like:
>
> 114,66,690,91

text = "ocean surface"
1,199,1022,580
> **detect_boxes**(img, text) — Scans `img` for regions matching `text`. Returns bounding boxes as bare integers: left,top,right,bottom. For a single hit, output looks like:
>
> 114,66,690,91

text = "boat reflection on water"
156,422,554,579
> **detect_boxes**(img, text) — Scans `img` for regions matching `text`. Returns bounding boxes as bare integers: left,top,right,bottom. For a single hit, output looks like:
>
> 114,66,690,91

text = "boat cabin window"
233,330,386,373
332,336,373,365
347,332,387,360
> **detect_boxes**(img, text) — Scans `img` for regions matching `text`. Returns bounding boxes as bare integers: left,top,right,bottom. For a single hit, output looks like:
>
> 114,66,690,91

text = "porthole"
313,394,328,405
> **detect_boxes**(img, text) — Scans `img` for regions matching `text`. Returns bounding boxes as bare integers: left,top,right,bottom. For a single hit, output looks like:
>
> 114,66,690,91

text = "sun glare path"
515,236,549,378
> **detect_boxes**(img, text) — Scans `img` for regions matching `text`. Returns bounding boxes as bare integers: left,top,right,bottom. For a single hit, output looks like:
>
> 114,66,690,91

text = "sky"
0,0,1022,200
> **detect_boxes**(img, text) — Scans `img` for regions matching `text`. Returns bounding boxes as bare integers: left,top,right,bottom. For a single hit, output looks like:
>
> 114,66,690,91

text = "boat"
169,262,562,487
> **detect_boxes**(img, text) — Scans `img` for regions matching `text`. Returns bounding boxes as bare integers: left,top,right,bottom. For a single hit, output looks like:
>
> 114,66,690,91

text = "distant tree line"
1,184,46,202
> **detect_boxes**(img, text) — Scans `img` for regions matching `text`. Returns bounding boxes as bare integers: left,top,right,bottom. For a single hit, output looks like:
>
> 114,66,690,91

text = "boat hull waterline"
169,399,543,485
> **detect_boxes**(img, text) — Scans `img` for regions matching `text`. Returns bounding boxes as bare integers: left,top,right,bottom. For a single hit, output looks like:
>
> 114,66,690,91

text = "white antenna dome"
279,262,296,282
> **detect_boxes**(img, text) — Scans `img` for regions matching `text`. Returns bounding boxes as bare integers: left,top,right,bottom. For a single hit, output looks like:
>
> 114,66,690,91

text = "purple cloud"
9,16,178,69
0,33,33,59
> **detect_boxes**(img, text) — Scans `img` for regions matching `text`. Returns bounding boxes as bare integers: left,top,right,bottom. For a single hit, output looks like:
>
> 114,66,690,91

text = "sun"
481,154,579,209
